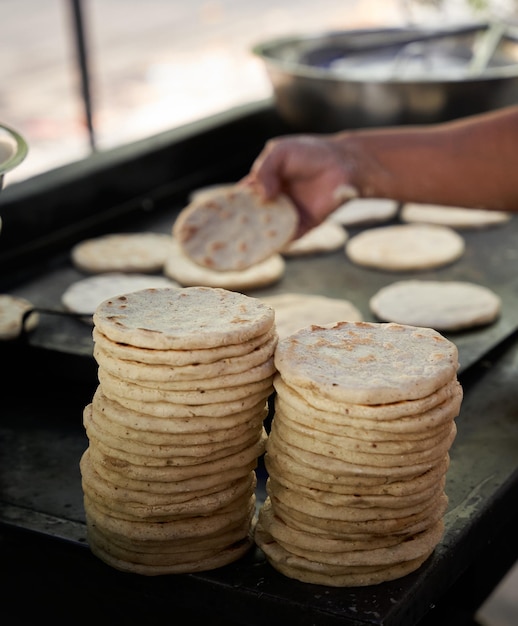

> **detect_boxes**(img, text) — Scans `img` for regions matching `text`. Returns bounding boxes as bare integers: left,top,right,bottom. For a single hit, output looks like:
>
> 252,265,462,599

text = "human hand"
242,135,358,236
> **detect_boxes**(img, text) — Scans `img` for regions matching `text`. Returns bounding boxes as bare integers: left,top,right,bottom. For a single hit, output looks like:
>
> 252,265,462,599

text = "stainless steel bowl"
253,23,518,131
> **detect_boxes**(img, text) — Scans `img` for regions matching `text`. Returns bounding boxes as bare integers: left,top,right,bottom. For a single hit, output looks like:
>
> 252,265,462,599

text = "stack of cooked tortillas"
80,286,277,575
255,321,462,587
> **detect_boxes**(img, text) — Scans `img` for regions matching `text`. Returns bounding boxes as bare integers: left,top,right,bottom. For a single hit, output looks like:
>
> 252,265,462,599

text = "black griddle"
1,101,518,625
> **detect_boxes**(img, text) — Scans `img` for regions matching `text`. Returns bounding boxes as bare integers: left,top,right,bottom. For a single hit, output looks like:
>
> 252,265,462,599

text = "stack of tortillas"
255,321,462,587
80,286,277,575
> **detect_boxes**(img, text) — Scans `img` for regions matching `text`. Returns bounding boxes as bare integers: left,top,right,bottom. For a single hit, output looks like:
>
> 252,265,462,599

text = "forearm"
332,106,518,211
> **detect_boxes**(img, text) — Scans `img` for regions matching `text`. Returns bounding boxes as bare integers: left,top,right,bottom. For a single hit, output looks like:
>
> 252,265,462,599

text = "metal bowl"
0,123,28,191
253,23,518,131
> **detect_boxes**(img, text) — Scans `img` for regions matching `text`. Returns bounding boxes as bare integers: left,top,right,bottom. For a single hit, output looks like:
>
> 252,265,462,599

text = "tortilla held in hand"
173,185,299,272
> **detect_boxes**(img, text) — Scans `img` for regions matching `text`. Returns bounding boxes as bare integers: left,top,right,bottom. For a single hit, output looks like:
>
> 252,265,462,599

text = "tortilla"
259,292,363,340
164,239,285,290
255,520,435,587
273,403,457,459
274,374,462,423
173,185,298,271
345,223,465,271
329,198,399,226
62,273,179,318
369,279,501,331
71,232,173,273
90,386,268,434
273,321,459,405
265,451,450,498
258,501,444,566
96,367,274,405
93,286,275,350
401,202,512,229
92,325,277,367
281,220,347,256
87,525,253,575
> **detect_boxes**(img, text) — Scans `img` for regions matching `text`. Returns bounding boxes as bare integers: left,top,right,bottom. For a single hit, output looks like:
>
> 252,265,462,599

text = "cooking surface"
1,102,518,625
8,204,518,375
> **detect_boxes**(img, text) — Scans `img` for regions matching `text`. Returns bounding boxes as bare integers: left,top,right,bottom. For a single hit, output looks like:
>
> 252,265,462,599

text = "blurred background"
1,2,518,623
2,0,517,184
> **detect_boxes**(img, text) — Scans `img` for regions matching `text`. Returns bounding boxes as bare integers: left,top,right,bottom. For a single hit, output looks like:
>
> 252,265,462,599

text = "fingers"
247,139,286,200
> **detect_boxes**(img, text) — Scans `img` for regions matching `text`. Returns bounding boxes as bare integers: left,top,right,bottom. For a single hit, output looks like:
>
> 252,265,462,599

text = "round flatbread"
274,375,463,433
258,501,444,567
164,239,285,290
92,325,276,367
282,220,347,256
274,321,459,405
94,342,276,384
62,273,179,318
329,198,399,227
88,430,267,482
92,286,275,350
401,203,512,229
0,294,39,340
87,525,253,575
272,403,456,458
265,450,450,498
259,293,363,340
84,487,256,541
173,185,298,271
90,387,268,434
255,529,435,587
270,414,456,470
96,367,274,406
370,280,501,331
345,224,465,271
71,232,173,274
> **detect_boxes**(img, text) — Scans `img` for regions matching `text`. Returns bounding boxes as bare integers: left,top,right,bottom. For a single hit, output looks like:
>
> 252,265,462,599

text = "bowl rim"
0,123,28,175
